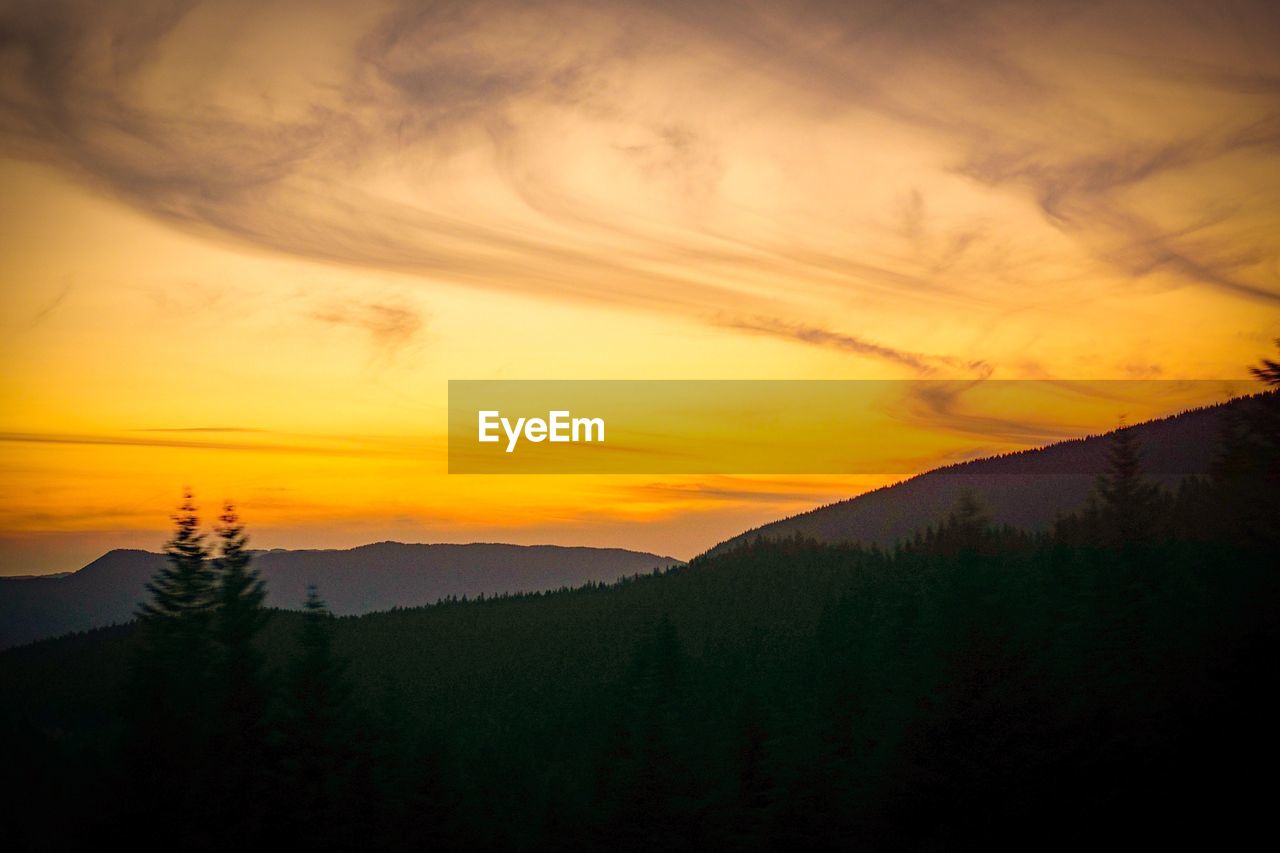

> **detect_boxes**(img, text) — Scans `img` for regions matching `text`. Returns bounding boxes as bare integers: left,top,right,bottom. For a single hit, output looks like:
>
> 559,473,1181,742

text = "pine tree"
1246,340,1280,502
1215,341,1280,545
212,504,269,717
929,490,990,557
133,489,217,705
276,587,364,849
210,503,271,839
213,503,267,651
1094,425,1160,546
287,588,352,735
138,489,216,634
1248,339,1280,387
730,697,775,849
594,615,696,849
126,490,218,837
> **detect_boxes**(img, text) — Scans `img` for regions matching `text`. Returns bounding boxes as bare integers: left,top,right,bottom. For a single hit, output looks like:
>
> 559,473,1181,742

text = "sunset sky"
2,0,1278,573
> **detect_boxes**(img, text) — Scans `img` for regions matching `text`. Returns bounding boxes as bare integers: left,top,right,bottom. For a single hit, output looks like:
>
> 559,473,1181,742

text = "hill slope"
707,395,1246,556
3,382,1276,847
0,542,679,649
2,529,1273,848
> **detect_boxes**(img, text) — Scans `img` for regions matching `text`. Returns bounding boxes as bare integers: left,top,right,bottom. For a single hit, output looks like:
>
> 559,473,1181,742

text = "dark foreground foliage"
3,386,1277,851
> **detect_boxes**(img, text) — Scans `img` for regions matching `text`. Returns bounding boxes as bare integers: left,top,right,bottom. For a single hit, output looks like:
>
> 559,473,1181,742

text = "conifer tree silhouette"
598,614,696,850
213,503,267,656
277,587,364,849
1215,340,1280,544
1248,339,1280,387
138,488,216,633
210,503,271,839
127,490,218,836
1095,424,1160,545
932,489,990,557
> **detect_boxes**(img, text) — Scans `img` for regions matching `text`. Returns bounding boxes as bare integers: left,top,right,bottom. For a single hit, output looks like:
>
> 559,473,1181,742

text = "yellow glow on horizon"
1,0,1278,573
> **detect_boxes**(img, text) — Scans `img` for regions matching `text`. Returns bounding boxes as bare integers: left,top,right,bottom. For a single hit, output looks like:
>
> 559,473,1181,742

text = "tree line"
123,497,367,849
2,344,1277,850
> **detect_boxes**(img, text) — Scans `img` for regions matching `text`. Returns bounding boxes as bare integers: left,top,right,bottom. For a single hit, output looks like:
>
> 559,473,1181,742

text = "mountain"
3,390,1276,848
0,542,679,650
0,394,1257,651
706,395,1249,556
3,508,1273,847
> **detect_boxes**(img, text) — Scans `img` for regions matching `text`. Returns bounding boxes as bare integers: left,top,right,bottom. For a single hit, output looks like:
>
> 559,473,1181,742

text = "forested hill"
706,394,1253,556
4,363,1277,849
4,380,1279,848
3,473,1276,849
0,542,679,649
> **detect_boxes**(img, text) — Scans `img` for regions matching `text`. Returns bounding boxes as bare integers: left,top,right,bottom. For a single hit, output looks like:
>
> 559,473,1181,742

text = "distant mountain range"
706,395,1250,556
0,543,680,650
1,395,1256,650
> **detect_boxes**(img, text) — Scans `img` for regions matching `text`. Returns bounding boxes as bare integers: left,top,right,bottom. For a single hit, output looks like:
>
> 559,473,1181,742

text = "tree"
126,494,278,845
275,587,366,850
126,490,218,837
927,490,991,557
1213,341,1280,545
138,488,216,638
592,615,698,850
1248,340,1280,387
209,503,272,839
286,589,353,736
1094,425,1161,546
213,503,267,653
212,503,269,724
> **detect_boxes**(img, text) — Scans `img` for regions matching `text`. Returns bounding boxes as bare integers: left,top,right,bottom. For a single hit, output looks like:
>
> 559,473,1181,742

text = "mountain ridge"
704,394,1255,557
3,393,1260,649
0,542,680,650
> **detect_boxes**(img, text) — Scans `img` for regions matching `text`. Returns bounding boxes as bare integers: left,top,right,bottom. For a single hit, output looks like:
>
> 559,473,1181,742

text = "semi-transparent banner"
447,380,1253,474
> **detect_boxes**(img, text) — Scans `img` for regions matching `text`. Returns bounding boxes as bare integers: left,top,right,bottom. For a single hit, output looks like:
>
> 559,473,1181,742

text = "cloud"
20,275,74,330
892,379,1086,446
957,128,1280,305
1,0,1277,371
310,300,425,354
0,429,412,458
610,476,852,506
717,315,992,376
132,426,269,433
716,315,935,373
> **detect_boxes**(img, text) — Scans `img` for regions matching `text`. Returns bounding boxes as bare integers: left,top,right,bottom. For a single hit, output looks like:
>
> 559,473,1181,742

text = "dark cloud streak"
1,0,1278,365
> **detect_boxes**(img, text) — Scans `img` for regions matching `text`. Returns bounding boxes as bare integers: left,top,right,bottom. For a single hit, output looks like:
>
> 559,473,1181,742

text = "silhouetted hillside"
3,384,1275,849
0,543,679,649
707,395,1251,556
2,508,1274,848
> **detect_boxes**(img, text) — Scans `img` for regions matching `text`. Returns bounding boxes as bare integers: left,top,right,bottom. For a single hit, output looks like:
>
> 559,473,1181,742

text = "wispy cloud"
891,380,1086,446
716,316,935,374
957,130,1280,305
1,0,1277,373
0,430,423,458
717,316,992,376
608,476,854,506
132,427,268,433
310,300,425,354
19,275,75,330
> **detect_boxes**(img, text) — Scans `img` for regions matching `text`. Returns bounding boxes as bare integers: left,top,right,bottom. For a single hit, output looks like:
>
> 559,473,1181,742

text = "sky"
1,0,1278,573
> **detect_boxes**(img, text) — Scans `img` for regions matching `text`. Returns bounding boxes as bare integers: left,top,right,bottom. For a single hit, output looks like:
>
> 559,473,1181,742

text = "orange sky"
2,0,1278,573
